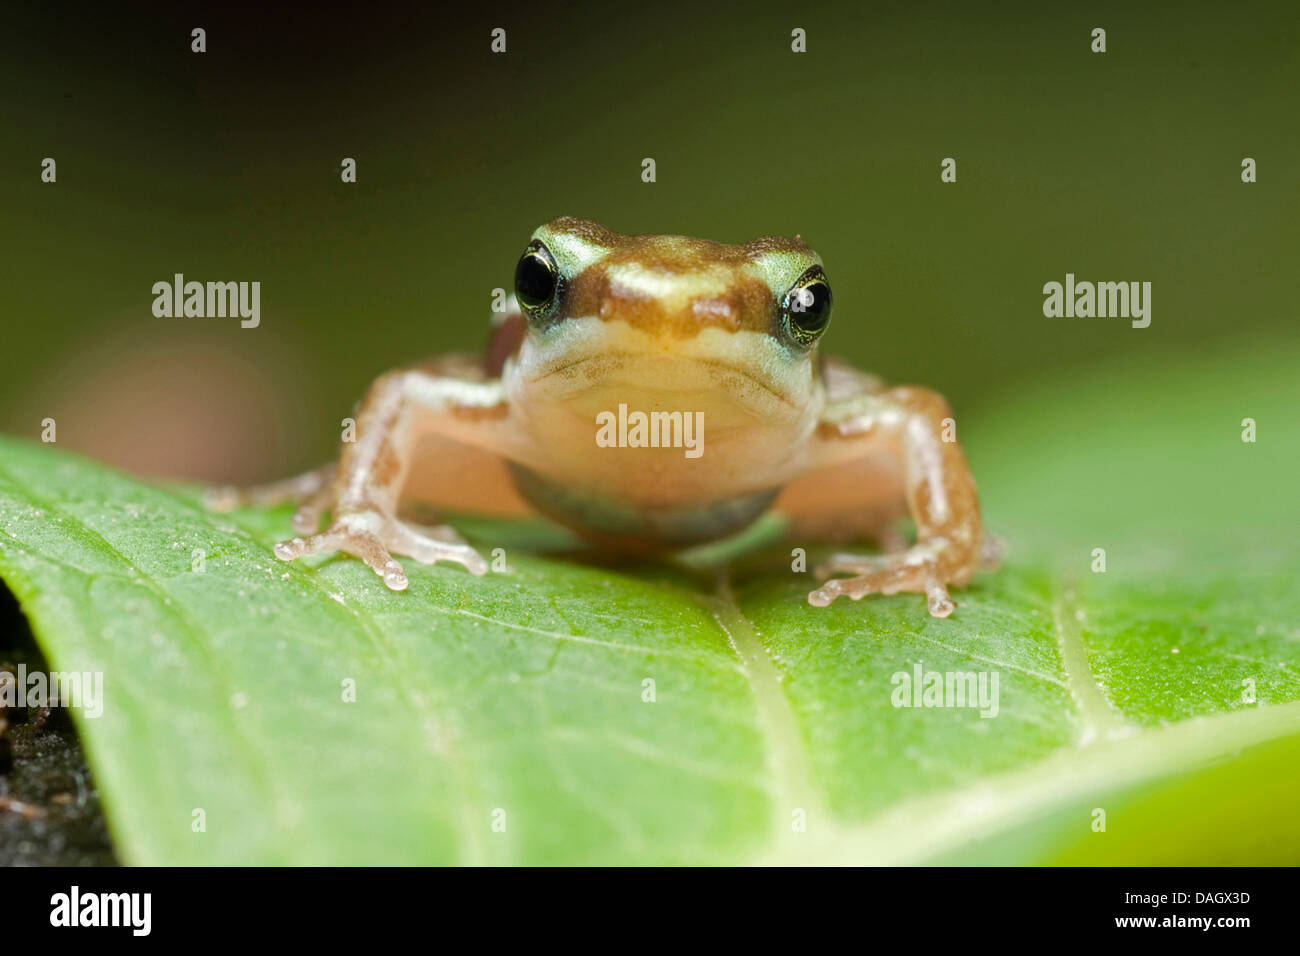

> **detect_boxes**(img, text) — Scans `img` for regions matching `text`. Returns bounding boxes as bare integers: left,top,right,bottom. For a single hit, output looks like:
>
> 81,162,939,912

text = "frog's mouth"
536,351,794,407
520,318,808,415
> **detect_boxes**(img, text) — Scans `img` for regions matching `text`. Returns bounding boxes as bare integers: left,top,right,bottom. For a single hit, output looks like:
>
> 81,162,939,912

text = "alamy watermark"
596,403,704,458
1042,273,1150,328
891,664,999,718
152,273,260,328
0,664,104,718
50,886,150,936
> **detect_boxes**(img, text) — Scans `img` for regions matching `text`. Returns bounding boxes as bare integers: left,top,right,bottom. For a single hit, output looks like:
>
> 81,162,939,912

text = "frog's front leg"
793,384,993,618
213,362,508,590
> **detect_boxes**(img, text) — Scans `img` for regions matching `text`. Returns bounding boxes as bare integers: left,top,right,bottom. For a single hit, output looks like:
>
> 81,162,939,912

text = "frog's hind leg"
205,463,337,533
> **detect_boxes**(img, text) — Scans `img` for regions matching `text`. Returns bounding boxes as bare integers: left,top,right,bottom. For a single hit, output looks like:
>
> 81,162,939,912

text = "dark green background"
2,0,1296,481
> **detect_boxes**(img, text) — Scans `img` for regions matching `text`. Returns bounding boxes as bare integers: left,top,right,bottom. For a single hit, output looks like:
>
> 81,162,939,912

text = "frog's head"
508,216,832,427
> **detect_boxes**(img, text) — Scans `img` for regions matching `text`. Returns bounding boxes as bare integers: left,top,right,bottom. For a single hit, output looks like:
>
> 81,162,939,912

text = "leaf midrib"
1052,582,1132,745
702,570,826,846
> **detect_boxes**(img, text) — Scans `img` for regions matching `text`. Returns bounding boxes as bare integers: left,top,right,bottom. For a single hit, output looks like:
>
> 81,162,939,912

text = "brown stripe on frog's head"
514,217,833,350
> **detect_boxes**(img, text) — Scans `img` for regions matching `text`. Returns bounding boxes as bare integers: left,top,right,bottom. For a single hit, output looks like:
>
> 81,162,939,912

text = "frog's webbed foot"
809,529,1005,617
273,511,488,591
809,542,969,618
205,464,338,534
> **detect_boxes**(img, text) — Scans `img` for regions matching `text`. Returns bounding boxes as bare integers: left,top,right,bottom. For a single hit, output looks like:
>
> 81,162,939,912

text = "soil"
0,584,117,865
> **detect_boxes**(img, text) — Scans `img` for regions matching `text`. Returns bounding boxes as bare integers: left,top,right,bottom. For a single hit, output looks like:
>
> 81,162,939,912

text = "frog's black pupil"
789,279,831,333
515,249,558,311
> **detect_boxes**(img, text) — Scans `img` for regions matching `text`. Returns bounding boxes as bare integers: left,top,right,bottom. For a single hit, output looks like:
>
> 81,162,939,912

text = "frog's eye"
515,240,563,322
780,266,832,347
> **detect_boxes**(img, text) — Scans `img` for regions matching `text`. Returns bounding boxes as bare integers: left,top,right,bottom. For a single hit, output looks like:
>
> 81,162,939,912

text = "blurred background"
1,0,1296,484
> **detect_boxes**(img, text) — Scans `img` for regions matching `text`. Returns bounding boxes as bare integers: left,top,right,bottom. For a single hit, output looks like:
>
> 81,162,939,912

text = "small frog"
209,218,998,616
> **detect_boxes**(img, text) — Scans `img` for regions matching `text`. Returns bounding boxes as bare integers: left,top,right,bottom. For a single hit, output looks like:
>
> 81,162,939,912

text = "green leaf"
0,341,1296,864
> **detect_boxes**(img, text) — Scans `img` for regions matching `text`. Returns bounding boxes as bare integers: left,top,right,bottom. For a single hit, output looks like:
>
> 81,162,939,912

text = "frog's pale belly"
506,460,779,550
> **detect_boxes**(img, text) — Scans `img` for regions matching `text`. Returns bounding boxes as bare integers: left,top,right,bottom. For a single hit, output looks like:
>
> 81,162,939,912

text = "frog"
207,217,999,617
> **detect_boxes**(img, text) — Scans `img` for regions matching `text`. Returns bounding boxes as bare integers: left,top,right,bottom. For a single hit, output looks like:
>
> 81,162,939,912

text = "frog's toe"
205,464,336,513
273,535,312,561
814,551,893,578
387,520,488,576
808,570,954,617
272,511,484,588
399,519,474,546
326,526,409,589
274,519,410,590
291,485,334,534
809,547,960,618
204,485,241,512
